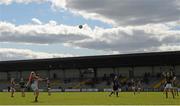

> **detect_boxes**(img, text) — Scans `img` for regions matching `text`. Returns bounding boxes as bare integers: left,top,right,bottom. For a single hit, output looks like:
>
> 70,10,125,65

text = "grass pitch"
0,92,179,105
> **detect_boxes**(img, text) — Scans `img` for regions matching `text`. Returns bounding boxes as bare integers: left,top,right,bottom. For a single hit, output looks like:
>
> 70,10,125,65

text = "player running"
164,72,175,99
26,71,44,102
137,80,142,94
109,76,120,97
46,78,51,96
19,78,26,97
130,79,136,95
10,78,16,97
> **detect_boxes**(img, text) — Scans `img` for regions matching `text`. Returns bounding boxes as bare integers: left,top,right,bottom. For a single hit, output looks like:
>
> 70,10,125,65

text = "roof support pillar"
19,71,22,79
151,66,154,77
62,69,66,80
93,68,97,81
7,71,10,81
47,70,50,79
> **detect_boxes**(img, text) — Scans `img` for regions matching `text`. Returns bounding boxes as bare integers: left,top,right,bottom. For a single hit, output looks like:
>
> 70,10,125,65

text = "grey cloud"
66,0,180,25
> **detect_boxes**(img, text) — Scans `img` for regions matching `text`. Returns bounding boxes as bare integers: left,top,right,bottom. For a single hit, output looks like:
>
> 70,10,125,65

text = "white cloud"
0,0,47,5
66,23,180,53
0,20,90,44
1,19,180,54
0,48,74,61
1,0,180,61
32,18,42,25
0,0,67,9
49,0,66,10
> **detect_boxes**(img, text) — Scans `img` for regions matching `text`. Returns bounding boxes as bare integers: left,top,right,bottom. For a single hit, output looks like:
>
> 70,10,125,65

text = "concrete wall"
21,71,31,80
50,69,64,79
80,68,94,78
36,70,48,78
175,65,180,75
134,67,152,77
115,67,131,77
8,71,20,80
97,68,114,77
0,72,7,80
65,69,80,78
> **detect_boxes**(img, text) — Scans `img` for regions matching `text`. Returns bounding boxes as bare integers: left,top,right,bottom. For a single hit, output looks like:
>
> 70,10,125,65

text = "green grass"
0,92,179,105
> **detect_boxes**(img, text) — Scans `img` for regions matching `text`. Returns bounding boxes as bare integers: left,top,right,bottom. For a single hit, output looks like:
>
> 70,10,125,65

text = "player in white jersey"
10,78,16,97
26,71,44,102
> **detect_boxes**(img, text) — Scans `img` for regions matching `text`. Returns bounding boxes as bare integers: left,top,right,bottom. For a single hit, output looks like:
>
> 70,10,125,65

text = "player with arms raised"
26,71,45,102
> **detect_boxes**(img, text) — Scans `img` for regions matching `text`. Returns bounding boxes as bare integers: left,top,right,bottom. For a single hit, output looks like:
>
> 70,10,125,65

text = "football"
79,25,83,29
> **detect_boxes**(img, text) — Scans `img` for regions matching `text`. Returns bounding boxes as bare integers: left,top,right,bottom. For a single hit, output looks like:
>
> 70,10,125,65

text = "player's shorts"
47,87,51,90
10,87,15,91
165,83,172,89
20,86,25,89
31,83,38,91
113,86,119,91
132,86,136,90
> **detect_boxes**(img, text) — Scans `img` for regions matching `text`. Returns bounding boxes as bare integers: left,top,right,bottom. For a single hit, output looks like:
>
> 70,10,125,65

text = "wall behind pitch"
50,69,64,79
174,65,180,75
36,70,48,78
22,71,31,79
65,69,80,78
116,67,131,77
0,72,7,80
134,67,152,77
97,68,114,78
8,71,20,80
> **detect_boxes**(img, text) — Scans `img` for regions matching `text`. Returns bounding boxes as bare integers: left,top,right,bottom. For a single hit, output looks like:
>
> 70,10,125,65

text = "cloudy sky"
0,0,180,61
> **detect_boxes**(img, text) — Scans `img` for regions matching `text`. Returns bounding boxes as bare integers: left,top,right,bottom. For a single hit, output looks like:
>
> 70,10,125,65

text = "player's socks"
166,92,168,98
35,96,38,102
11,92,14,97
177,92,179,96
172,92,175,99
116,92,119,97
109,92,114,96
48,92,51,96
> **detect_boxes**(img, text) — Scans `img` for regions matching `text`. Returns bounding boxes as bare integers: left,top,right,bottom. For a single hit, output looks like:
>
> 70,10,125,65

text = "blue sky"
0,2,112,28
0,2,113,57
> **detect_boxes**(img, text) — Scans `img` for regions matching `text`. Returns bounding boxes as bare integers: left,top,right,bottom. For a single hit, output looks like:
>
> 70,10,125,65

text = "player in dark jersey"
164,72,175,99
19,78,25,97
46,78,51,96
130,79,136,95
109,76,120,97
172,76,179,96
10,78,16,97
